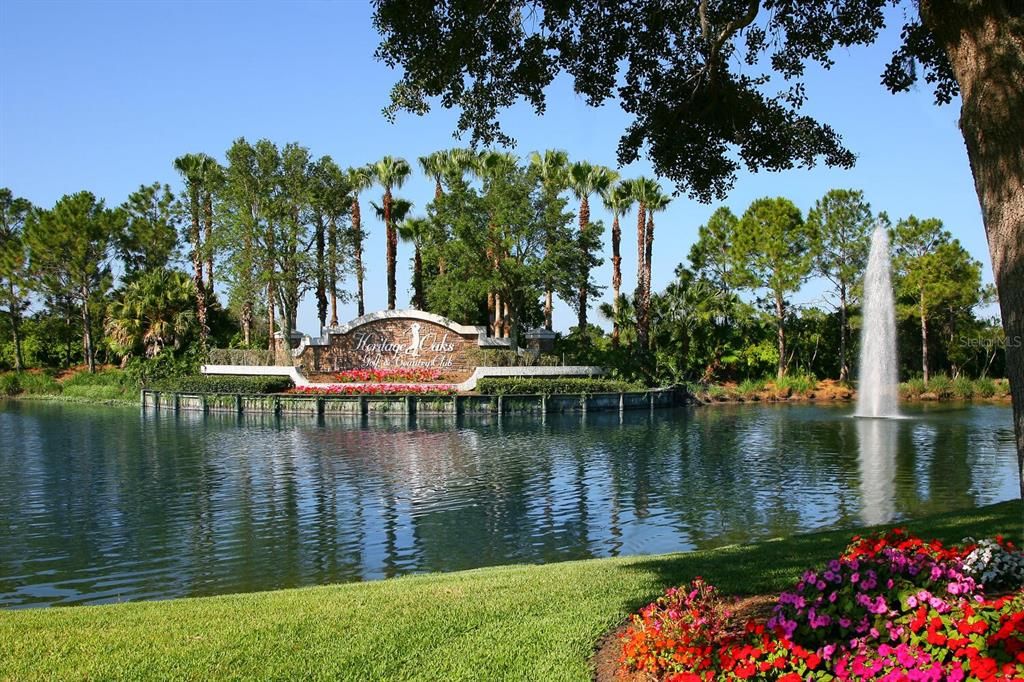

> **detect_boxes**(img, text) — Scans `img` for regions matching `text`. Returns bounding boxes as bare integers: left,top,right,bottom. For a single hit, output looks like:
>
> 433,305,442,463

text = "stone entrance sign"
289,310,509,381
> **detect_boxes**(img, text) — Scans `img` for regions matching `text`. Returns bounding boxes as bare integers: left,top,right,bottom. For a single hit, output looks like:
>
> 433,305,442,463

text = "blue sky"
0,1,994,334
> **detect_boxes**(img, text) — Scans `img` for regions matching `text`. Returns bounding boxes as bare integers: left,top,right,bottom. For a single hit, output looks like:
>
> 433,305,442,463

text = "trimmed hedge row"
475,377,645,396
150,375,293,394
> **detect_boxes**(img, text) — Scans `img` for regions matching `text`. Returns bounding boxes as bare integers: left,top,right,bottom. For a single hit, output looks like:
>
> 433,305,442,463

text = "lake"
0,400,1017,608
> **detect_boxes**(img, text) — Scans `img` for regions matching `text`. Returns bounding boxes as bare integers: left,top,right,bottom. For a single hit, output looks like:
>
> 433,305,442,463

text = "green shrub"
976,377,997,398
900,378,927,400
152,375,293,394
736,378,765,399
466,348,563,368
993,378,1011,397
475,377,644,395
774,372,817,395
0,373,21,396
951,376,976,400
59,369,135,401
15,372,61,395
927,374,953,399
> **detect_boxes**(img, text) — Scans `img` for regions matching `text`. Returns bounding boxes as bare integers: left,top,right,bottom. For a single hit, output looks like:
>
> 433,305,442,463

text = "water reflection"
0,401,1017,608
856,417,897,525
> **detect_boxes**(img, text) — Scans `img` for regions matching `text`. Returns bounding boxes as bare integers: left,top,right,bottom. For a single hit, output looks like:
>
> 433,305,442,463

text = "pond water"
0,400,1018,608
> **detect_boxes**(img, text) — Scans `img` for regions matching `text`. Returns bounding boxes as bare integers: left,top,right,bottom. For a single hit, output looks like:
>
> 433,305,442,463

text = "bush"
994,378,1011,397
466,348,563,368
0,372,21,396
951,375,976,400
475,377,644,395
59,369,135,401
900,378,927,400
976,378,998,398
152,375,293,394
737,378,766,399
774,372,817,395
927,373,954,399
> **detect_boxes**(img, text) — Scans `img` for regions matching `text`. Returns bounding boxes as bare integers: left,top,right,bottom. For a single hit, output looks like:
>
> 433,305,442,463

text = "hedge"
150,375,293,394
475,377,645,395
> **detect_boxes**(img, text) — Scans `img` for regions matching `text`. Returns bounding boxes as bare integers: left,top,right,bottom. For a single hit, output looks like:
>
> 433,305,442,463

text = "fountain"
856,226,900,418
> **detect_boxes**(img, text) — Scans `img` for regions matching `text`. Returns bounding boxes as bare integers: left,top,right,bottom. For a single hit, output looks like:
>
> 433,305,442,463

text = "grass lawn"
1,500,1021,681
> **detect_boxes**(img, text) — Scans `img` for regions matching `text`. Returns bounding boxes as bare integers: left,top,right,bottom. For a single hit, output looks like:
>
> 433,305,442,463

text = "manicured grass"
1,500,1020,681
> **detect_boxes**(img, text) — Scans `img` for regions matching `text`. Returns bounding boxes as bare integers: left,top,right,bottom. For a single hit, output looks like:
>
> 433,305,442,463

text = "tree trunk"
503,300,511,339
384,189,396,310
412,245,424,309
643,212,655,348
544,290,553,331
487,290,495,335
352,199,366,317
241,301,252,347
329,217,339,327
493,292,503,337
920,296,930,384
839,284,849,382
267,282,276,353
920,0,1024,496
577,195,590,332
316,215,327,331
8,282,23,370
611,214,622,348
775,291,786,379
191,194,208,351
203,191,214,294
634,202,648,347
80,285,94,373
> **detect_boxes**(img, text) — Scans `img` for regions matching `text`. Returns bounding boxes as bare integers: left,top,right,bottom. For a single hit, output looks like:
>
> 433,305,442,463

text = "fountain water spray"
856,225,899,418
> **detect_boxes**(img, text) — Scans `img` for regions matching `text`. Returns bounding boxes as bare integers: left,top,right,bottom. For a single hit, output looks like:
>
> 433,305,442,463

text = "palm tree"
623,177,662,348
568,161,618,332
639,190,671,349
529,150,569,330
601,182,635,347
371,198,414,308
398,216,430,309
372,156,412,310
173,153,213,349
419,151,447,202
346,165,376,317
105,268,196,360
598,294,637,347
196,155,224,294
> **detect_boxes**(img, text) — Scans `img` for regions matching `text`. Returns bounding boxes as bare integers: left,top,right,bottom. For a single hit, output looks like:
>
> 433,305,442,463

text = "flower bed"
333,368,446,383
619,530,1024,681
290,384,456,396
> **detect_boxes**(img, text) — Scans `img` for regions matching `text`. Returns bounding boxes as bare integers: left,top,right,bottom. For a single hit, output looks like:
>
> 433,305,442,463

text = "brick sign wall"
296,316,483,381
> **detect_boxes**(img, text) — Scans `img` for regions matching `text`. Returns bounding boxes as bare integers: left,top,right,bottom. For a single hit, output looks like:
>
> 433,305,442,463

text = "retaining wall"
140,388,681,417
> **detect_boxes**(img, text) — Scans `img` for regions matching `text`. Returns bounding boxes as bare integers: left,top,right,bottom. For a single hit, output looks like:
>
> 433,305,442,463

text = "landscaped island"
0,501,1019,680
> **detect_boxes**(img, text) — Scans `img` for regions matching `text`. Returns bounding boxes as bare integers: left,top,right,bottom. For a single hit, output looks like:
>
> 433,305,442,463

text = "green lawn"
2,500,1021,681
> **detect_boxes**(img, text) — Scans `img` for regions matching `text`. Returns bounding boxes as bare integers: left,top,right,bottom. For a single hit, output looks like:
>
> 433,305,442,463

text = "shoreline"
1,500,1019,680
